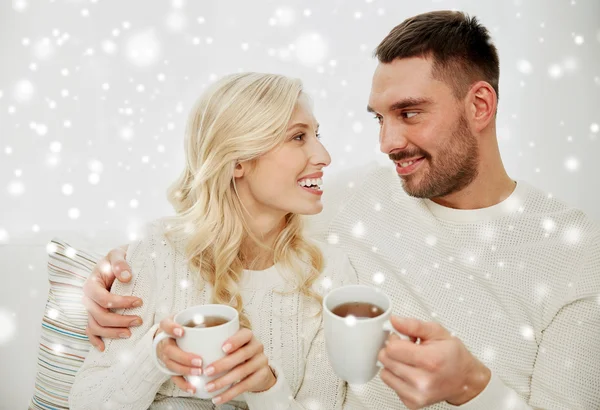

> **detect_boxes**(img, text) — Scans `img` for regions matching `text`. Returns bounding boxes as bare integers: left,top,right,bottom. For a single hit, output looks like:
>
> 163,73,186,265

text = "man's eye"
403,112,418,119
373,115,383,124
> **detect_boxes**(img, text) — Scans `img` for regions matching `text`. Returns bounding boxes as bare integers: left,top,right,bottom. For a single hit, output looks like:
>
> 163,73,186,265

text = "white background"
0,0,599,408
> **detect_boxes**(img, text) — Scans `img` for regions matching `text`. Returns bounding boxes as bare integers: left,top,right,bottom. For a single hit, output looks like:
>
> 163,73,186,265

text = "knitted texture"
70,222,358,410
311,163,600,410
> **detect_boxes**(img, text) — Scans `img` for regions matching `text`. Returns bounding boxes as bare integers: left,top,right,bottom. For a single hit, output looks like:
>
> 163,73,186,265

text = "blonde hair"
165,73,324,329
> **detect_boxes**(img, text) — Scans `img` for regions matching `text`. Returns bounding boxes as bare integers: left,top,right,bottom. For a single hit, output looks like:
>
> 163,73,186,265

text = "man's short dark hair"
375,10,500,100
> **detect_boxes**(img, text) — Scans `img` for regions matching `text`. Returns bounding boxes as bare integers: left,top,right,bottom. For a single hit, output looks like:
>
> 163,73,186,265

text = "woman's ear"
233,162,245,178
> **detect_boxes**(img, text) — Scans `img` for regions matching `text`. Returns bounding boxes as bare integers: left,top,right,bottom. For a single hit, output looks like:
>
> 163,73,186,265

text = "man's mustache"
389,150,429,162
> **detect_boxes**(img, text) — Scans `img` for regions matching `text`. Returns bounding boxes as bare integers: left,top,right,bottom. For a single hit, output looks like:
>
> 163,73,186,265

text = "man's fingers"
390,316,450,341
107,246,132,283
82,296,142,328
385,337,450,373
87,315,131,339
384,338,422,366
389,332,420,345
159,317,185,338
380,368,423,410
83,279,142,309
84,268,111,297
378,347,416,380
90,259,113,284
85,327,105,352
86,249,141,308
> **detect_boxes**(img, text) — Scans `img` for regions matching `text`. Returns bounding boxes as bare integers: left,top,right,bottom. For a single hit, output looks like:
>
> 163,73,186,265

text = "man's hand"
82,245,143,351
378,316,491,410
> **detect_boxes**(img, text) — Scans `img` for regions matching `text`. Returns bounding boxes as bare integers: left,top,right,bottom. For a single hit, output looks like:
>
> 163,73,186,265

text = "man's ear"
467,81,497,133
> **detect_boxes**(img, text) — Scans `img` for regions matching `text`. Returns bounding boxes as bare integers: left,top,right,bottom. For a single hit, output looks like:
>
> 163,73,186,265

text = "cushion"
29,239,101,410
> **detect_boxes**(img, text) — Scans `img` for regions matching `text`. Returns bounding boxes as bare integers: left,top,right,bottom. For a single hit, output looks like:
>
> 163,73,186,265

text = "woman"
69,73,357,409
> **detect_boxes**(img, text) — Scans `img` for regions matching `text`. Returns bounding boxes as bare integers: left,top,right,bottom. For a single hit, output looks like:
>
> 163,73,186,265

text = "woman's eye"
293,131,320,141
373,115,383,124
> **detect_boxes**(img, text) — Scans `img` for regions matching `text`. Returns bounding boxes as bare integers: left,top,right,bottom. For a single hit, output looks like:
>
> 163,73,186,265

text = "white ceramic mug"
323,285,408,384
152,304,240,399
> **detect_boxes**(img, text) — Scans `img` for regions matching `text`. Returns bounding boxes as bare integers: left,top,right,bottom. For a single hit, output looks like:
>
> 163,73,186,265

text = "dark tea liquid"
182,316,229,328
331,302,385,319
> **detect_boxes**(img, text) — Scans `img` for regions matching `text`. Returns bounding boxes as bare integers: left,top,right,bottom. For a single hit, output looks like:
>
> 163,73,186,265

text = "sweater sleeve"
450,236,600,410
448,296,600,410
446,372,532,410
243,248,358,409
69,228,170,409
527,235,600,409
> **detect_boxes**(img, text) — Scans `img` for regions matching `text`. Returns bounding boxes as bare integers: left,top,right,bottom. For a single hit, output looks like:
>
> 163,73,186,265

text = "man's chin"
399,177,434,199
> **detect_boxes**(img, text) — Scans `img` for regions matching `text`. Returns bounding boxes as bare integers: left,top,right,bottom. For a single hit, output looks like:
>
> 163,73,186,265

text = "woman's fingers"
158,339,203,375
220,328,253,354
162,357,201,376
155,327,272,403
170,376,197,395
212,367,272,404
205,353,266,393
159,317,185,338
205,337,261,376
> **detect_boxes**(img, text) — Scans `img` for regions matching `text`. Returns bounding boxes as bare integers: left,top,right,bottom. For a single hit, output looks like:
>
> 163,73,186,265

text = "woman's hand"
155,317,204,394
204,328,276,404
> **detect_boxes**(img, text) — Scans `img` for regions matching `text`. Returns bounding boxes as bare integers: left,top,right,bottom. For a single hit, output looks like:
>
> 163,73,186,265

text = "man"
82,11,600,409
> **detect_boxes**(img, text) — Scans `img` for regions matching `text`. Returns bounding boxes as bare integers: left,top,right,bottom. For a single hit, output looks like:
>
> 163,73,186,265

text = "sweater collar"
423,181,526,223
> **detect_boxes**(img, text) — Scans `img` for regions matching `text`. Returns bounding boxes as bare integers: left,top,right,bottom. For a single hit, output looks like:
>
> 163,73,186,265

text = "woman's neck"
240,213,286,271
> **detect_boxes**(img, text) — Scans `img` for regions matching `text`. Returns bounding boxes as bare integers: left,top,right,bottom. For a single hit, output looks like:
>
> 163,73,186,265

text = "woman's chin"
290,202,323,216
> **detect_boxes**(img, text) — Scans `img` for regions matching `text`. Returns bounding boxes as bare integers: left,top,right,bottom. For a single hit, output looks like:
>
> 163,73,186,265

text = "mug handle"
382,320,410,341
152,331,182,376
376,321,411,369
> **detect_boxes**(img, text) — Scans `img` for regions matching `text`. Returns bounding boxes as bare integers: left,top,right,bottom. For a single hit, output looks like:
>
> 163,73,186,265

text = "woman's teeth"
298,178,323,188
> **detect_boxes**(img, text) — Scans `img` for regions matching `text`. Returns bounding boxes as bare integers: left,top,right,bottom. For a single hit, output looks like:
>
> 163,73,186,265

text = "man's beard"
390,114,480,199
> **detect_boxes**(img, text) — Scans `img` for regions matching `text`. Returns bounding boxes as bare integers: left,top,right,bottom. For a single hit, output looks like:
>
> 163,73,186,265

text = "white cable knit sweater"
309,163,600,410
69,222,358,410
70,162,600,410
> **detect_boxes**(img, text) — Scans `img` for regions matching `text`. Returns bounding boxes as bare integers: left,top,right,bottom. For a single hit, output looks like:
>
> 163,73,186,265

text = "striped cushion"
30,239,101,410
